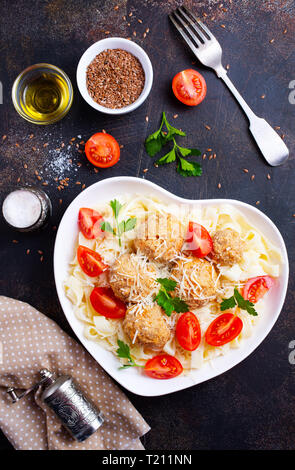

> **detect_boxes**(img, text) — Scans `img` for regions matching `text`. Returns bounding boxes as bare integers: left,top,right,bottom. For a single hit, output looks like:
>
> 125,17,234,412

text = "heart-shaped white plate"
54,177,289,396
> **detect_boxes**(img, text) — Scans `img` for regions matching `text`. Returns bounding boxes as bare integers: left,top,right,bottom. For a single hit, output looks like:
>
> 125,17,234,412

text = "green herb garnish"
100,199,136,247
154,278,189,317
221,288,258,316
116,340,143,369
145,112,202,177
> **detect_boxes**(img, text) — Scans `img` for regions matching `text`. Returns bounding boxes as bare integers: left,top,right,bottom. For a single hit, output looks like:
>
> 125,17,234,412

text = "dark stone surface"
0,0,294,450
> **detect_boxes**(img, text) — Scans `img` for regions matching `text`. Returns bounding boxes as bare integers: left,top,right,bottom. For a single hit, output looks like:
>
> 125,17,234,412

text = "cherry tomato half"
205,313,243,347
77,245,108,277
144,354,183,380
78,208,104,239
172,69,207,106
85,132,120,168
185,221,213,258
90,287,126,319
176,312,201,351
242,275,275,303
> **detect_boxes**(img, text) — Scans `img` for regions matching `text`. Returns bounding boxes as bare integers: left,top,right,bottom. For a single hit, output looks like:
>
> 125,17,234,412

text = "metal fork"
169,6,289,166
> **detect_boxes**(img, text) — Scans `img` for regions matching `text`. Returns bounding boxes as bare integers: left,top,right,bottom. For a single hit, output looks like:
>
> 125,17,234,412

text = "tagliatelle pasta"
64,194,282,374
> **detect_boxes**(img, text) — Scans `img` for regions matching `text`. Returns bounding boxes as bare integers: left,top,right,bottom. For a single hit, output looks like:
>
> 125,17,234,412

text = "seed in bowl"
86,48,145,109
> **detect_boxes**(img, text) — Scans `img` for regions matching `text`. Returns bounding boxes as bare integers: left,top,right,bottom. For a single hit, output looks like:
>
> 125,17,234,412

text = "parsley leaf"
156,148,177,165
220,296,237,311
145,130,166,157
234,288,258,316
156,278,177,292
101,199,137,247
154,278,189,316
177,157,202,177
100,221,115,235
116,340,142,369
220,288,258,316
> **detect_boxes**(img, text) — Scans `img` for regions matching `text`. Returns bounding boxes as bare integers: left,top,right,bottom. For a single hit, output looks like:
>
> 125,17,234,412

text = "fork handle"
217,67,289,166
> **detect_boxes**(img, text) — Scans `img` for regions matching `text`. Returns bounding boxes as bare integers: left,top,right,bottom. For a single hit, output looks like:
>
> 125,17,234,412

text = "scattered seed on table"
283,28,287,34
154,163,159,168
29,134,34,139
281,134,285,139
207,148,212,152
226,64,230,70
52,226,57,231
59,199,62,204
2,135,7,140
205,125,211,130
26,249,30,254
173,114,178,119
38,250,43,255
269,38,274,43
129,12,133,16
35,170,39,176
202,12,208,17
251,174,255,181
17,177,20,182
220,24,226,28
122,15,126,20
42,182,48,186
105,31,110,35
209,154,213,160
12,240,18,243
145,116,149,122
274,126,280,130
32,147,37,151
261,94,265,99
243,168,249,173
143,168,148,173
138,19,142,23
82,184,86,189
256,201,260,205
37,176,42,181
217,183,221,189
213,153,217,159
145,28,150,33
94,168,99,173
114,5,119,10
202,154,207,160
43,143,49,147
61,142,65,148
24,163,28,169
40,256,44,262
133,31,136,37
120,144,124,149
267,174,271,180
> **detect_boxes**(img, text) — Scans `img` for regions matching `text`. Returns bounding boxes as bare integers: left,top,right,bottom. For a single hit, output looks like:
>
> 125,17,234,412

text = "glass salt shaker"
2,186,52,232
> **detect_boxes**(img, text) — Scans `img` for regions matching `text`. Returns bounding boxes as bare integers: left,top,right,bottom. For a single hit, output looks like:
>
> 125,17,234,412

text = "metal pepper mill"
6,368,104,442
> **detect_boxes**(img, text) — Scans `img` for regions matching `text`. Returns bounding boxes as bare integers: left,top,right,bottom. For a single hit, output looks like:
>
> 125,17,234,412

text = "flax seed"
32,147,37,151
173,114,178,119
35,170,39,176
2,135,7,140
217,183,221,189
213,153,217,159
251,174,255,181
267,174,271,180
129,12,133,17
202,12,208,17
220,24,226,28
133,31,136,37
145,28,149,33
26,249,30,254
17,177,21,183
261,94,265,99
145,116,149,122
138,19,142,23
143,32,146,38
202,154,207,160
256,201,260,205
82,184,86,189
12,239,18,243
24,163,28,169
29,134,34,139
226,64,230,70
38,250,43,255
42,182,48,186
114,5,119,10
269,38,274,43
59,199,62,204
94,168,99,173
207,148,212,152
243,168,249,173
209,154,213,160
205,125,211,130
143,168,148,173
283,28,287,34
40,256,44,262
43,143,49,147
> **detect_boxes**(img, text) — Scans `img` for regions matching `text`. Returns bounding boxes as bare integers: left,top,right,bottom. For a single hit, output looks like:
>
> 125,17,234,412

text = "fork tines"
169,6,213,51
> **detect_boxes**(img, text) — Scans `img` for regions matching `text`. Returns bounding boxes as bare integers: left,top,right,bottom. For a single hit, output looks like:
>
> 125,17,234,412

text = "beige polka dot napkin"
0,296,150,450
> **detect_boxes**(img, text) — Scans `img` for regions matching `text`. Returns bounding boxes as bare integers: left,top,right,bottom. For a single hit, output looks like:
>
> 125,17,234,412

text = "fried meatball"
212,229,245,266
123,304,171,350
108,253,157,302
134,213,184,263
171,256,218,308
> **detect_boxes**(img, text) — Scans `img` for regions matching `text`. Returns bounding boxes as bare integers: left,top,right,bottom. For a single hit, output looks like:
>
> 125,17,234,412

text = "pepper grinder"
7,369,104,442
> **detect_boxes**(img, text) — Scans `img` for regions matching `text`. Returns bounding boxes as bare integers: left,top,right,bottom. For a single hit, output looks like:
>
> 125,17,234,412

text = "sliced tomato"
77,245,108,277
205,313,243,347
90,287,126,319
242,276,275,303
172,69,207,106
185,221,213,258
85,132,120,168
176,312,201,351
78,208,104,239
144,354,183,380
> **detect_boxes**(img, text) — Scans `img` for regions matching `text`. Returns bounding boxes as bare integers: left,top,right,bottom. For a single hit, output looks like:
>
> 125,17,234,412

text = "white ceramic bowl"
76,38,153,115
54,177,289,396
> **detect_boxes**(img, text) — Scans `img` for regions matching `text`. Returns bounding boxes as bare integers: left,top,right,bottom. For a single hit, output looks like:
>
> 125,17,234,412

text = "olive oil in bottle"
12,64,73,124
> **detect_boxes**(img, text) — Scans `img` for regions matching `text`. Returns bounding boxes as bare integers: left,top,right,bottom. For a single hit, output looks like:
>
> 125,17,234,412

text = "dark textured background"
0,0,294,450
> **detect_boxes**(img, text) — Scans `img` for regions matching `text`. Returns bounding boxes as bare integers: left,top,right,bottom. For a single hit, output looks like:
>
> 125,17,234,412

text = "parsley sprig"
116,340,143,369
145,112,202,177
100,199,136,247
154,278,189,317
221,288,258,316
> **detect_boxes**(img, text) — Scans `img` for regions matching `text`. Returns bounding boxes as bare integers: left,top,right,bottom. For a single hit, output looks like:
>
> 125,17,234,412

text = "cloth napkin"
0,296,150,450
